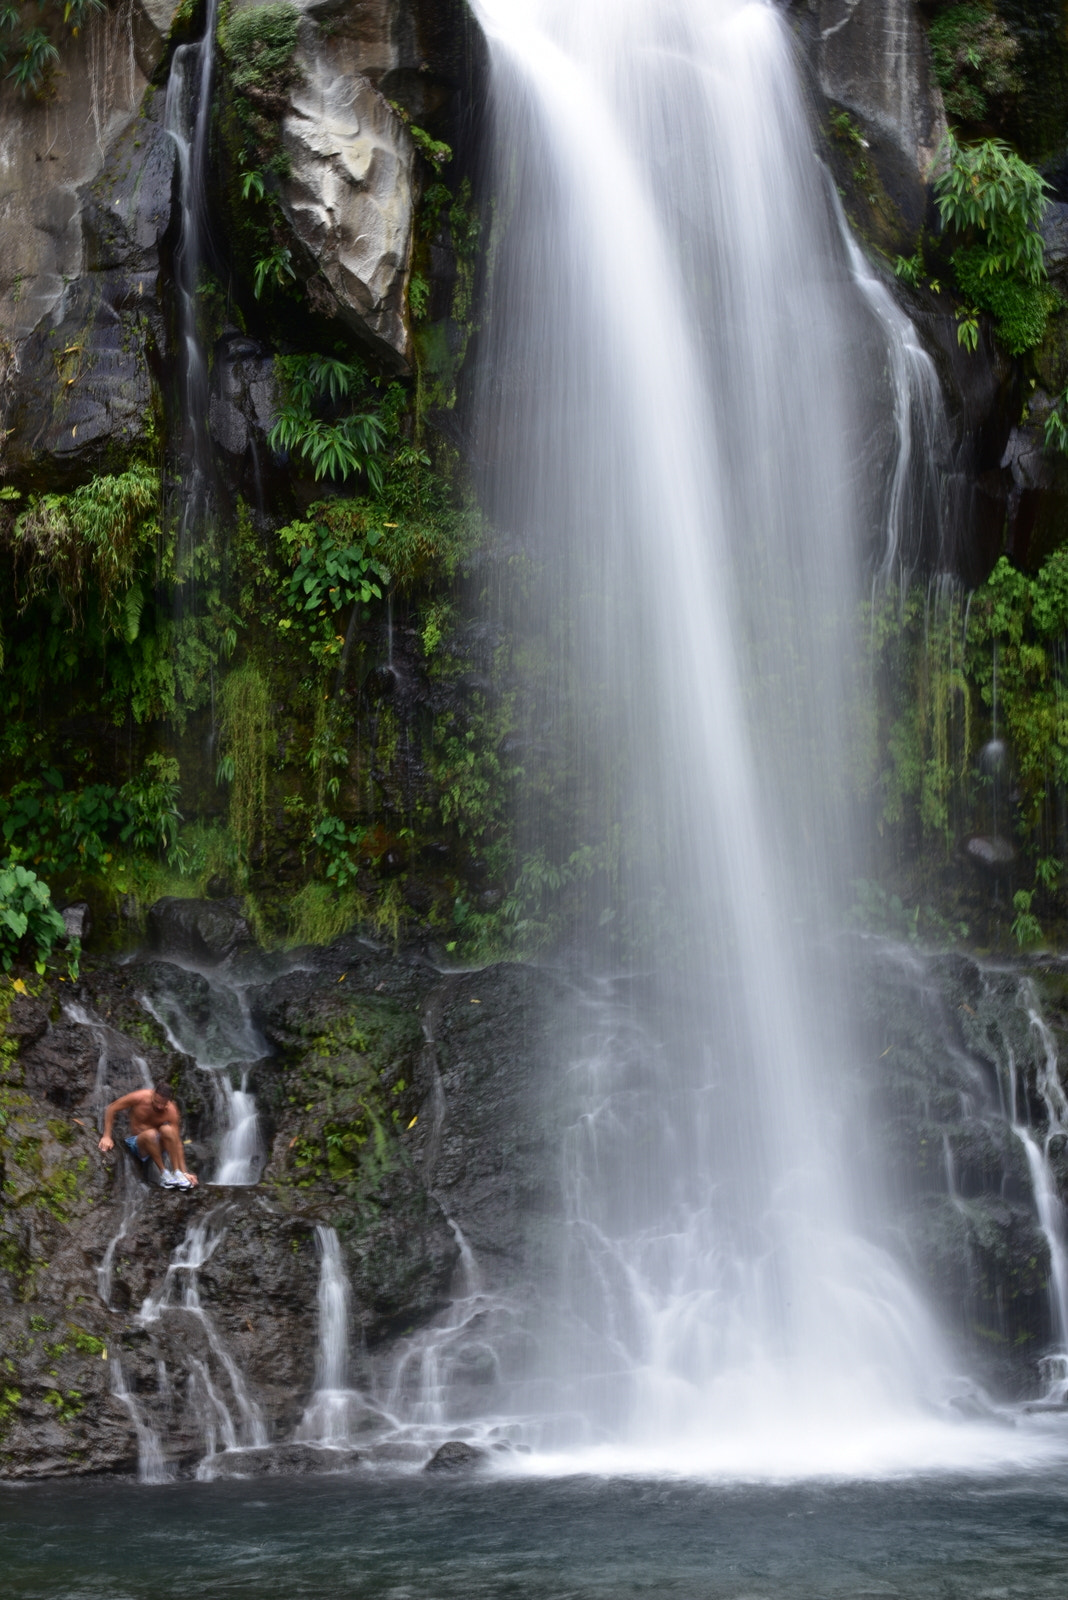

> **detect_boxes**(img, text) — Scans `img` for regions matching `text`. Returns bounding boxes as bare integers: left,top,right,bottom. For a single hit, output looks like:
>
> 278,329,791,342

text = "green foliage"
955,305,981,351
312,814,363,889
276,502,388,667
252,244,295,300
0,863,67,973
869,550,1068,882
285,880,358,947
408,272,430,320
218,663,272,879
953,245,1057,353
934,135,1053,354
269,356,386,487
1045,394,1068,454
5,463,160,627
6,27,58,93
894,248,925,288
929,4,1021,125
0,758,186,882
0,0,102,98
934,135,1049,282
219,1,300,95
846,878,969,948
389,101,452,167
1011,888,1043,946
964,551,1068,835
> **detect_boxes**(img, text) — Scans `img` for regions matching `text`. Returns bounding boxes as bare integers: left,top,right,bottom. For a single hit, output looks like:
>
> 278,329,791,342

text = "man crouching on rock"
98,1081,199,1190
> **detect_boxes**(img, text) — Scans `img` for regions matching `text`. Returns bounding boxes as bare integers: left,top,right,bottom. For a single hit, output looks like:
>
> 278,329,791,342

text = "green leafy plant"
268,356,386,487
934,135,1054,354
252,243,295,299
283,518,386,616
1044,393,1068,453
955,306,981,350
1011,888,1043,946
894,248,925,288
6,28,59,94
313,814,364,889
118,754,184,865
0,862,67,973
388,102,452,167
218,662,272,878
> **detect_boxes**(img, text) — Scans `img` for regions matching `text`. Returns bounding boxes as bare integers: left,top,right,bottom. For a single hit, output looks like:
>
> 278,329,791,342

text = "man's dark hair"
153,1080,172,1101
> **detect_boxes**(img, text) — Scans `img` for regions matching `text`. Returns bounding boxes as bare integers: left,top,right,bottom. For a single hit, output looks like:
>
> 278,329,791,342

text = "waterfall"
1014,988,1068,1371
140,970,265,1186
468,0,960,1469
139,1209,268,1475
295,1226,364,1447
164,0,220,556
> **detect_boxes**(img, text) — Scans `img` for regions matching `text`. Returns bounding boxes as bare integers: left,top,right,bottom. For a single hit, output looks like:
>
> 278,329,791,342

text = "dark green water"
3,1471,1068,1598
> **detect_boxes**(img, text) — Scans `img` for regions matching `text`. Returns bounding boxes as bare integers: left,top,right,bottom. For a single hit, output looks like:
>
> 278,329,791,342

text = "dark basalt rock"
144,898,255,966
424,1438,487,1473
209,1443,360,1478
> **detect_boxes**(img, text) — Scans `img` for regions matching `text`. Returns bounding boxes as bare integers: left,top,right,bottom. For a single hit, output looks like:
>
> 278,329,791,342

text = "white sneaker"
170,1171,193,1190
159,1170,181,1188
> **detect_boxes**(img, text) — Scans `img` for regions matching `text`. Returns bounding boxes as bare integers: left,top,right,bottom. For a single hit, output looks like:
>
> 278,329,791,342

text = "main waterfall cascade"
444,0,1068,1471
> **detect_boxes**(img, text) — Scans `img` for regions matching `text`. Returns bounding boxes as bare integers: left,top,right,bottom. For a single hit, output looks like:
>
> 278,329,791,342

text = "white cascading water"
466,0,1068,1474
164,0,220,554
141,974,265,1186
295,1226,366,1447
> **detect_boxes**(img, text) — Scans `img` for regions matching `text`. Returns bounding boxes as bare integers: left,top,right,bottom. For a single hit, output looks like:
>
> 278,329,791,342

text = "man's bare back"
99,1083,199,1189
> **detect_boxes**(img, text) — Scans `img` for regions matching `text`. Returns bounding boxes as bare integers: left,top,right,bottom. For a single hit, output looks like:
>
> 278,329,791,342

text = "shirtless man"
98,1081,199,1190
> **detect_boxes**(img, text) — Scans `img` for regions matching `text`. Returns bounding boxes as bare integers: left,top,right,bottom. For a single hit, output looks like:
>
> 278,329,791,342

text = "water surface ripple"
4,1471,1068,1598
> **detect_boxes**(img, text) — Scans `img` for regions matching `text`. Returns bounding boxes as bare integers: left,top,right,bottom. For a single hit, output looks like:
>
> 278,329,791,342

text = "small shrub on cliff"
934,134,1055,351
929,3,1021,126
219,1,300,100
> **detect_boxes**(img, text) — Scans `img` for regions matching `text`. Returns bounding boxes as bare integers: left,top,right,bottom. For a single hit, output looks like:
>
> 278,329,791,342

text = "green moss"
0,1384,21,1439
41,1388,84,1423
929,4,1021,126
954,245,1059,354
219,661,272,880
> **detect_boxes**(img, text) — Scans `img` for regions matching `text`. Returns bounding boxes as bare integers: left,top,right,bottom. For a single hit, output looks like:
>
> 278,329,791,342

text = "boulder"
423,1438,487,1473
280,38,417,368
144,899,256,966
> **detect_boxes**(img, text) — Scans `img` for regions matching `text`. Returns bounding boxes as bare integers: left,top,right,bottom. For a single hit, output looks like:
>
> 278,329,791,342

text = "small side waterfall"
163,0,220,554
1012,987,1068,1383
295,1226,365,1447
110,1356,169,1485
140,968,266,1186
139,1210,268,1475
836,199,952,583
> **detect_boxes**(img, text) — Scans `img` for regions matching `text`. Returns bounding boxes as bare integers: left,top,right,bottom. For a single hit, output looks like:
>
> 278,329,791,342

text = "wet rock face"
145,898,256,966
805,0,946,187
0,932,564,1479
0,8,178,487
854,946,1068,1393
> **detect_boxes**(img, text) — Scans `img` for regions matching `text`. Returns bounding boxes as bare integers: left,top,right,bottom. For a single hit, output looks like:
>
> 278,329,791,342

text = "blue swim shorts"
124,1135,150,1162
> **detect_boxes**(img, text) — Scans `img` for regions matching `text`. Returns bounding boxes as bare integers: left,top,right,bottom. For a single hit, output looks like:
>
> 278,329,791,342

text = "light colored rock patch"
281,36,416,368
816,0,947,180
